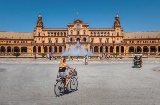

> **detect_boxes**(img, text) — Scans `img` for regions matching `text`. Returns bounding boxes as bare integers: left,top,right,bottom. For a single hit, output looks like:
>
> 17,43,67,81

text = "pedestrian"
34,54,37,59
49,52,52,60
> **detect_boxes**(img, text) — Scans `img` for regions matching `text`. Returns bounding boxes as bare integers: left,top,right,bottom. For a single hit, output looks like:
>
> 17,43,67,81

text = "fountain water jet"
62,41,93,56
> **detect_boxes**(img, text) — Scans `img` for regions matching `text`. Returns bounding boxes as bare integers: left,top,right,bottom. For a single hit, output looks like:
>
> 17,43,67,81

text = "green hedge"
12,52,21,57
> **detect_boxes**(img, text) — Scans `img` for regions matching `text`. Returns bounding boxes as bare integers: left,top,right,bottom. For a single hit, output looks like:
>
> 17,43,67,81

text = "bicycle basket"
72,70,77,76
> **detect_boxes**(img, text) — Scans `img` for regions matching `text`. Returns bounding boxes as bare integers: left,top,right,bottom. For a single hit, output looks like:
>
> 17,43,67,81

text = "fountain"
62,41,93,56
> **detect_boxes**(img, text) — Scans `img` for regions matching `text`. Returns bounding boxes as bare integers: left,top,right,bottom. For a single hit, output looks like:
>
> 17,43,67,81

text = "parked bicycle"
54,68,78,96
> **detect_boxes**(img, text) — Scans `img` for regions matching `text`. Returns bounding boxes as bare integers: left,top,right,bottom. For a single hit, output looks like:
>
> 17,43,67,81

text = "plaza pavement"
0,58,160,105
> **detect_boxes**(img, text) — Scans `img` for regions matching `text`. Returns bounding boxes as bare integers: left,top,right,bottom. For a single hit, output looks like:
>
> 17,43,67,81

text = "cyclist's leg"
65,75,71,87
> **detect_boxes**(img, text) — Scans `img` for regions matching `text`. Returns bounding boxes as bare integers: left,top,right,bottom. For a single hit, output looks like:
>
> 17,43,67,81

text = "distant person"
34,54,37,59
49,52,52,60
85,55,88,65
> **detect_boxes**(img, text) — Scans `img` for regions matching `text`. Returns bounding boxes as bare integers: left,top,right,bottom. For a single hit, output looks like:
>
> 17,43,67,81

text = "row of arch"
1,46,160,53
0,46,28,52
0,46,64,53
92,46,124,53
129,46,160,52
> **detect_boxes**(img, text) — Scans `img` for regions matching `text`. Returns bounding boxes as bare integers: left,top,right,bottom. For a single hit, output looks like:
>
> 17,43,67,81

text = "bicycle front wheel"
70,77,78,91
54,80,65,96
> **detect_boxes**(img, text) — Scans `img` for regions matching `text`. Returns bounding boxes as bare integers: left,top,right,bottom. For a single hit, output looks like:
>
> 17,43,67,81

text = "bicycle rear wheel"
70,77,78,91
54,80,65,96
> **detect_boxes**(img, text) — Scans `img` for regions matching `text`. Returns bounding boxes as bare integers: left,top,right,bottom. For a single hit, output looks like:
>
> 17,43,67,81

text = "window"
97,32,100,36
106,38,109,43
55,38,58,43
48,38,51,43
48,32,50,36
117,32,119,36
90,32,93,36
91,38,94,43
71,30,73,35
84,30,86,35
77,31,79,35
63,38,65,43
99,38,102,43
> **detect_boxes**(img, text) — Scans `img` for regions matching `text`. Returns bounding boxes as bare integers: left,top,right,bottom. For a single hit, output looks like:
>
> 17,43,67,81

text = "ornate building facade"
0,13,160,57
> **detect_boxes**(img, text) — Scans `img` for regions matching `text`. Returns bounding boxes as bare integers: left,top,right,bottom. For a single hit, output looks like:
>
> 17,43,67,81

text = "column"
148,46,150,56
108,46,110,55
52,46,54,53
103,46,105,53
141,46,143,54
119,46,121,55
4,47,7,54
11,46,13,52
36,46,38,54
92,46,94,53
41,46,44,53
57,46,59,53
114,46,116,53
98,46,100,54
126,46,129,56
62,46,64,53
19,46,21,53
156,46,158,56
47,46,49,53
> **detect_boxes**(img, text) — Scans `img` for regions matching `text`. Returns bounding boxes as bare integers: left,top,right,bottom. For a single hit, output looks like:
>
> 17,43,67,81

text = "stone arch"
158,46,160,52
38,46,41,53
129,46,134,52
137,46,141,52
33,46,36,53
54,46,57,53
150,46,156,52
90,46,92,52
14,46,20,52
59,46,62,52
70,37,73,42
143,46,149,52
110,46,113,52
94,46,98,52
83,37,86,42
1,46,5,52
121,46,124,52
21,47,27,52
44,46,47,53
116,46,119,52
7,46,11,52
105,46,108,52
76,38,80,42
49,46,52,52
100,46,103,53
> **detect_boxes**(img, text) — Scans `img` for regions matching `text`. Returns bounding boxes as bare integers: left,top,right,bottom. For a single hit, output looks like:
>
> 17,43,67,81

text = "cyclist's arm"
66,64,75,70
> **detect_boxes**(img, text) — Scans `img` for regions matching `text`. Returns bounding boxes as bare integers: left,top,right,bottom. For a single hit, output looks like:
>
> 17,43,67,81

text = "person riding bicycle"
58,57,75,89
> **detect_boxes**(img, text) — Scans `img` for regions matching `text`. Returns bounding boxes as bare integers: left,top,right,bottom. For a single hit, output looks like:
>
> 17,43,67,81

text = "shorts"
58,72,67,78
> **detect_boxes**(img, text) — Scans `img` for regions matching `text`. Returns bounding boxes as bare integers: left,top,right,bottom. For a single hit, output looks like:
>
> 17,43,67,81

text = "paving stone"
0,58,160,105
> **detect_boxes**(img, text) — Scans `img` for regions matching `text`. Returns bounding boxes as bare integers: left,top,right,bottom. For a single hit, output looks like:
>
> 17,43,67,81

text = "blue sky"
0,0,160,32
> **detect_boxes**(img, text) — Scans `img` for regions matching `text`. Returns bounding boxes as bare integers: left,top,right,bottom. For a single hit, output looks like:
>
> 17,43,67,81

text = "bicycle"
54,69,78,96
